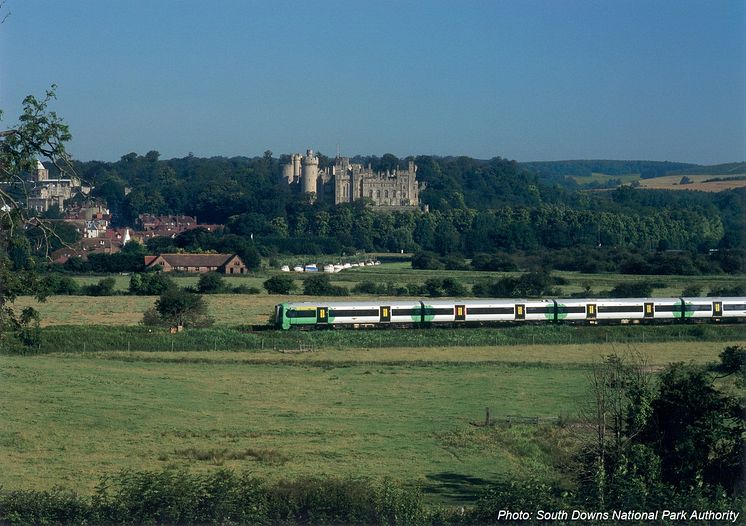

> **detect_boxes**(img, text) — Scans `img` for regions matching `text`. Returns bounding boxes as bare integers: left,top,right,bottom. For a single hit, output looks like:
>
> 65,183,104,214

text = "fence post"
485,407,491,426
127,340,130,352
171,339,174,352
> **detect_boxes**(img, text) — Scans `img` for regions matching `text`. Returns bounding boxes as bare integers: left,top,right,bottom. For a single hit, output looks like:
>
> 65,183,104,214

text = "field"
1,340,740,503
16,267,746,327
5,265,745,505
637,173,746,192
568,171,746,192
568,172,641,186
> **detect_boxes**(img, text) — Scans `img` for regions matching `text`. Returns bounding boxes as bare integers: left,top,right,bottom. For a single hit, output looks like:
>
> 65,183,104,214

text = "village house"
144,253,248,274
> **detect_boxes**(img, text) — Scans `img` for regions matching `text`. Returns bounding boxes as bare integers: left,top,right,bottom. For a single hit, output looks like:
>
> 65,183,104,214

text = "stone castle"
27,160,86,212
281,149,422,208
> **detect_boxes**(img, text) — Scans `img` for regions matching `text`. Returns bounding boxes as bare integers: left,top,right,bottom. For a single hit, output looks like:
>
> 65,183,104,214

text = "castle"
281,149,422,208
27,160,87,212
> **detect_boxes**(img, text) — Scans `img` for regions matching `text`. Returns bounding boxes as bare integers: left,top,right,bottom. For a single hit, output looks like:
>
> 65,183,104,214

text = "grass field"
568,171,746,192
568,172,641,185
17,268,746,327
0,340,737,502
638,173,746,192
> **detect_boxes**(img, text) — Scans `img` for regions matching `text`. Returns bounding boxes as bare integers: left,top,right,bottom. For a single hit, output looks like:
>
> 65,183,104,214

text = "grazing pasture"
0,341,736,502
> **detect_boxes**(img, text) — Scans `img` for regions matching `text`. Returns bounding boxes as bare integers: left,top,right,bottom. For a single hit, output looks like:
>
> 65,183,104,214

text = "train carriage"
519,299,558,322
650,298,684,320
680,297,716,319
720,297,746,319
458,299,516,323
274,296,746,330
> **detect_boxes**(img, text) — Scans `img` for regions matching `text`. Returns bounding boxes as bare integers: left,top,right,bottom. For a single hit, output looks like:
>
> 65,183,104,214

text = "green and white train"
273,296,746,330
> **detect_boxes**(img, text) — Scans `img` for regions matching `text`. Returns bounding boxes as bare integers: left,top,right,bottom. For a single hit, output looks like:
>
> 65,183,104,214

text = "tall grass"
6,323,744,354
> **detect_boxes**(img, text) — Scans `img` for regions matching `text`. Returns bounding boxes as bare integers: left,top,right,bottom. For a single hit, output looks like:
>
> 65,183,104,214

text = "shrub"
196,273,226,294
708,284,746,296
151,289,214,328
41,274,80,295
233,285,260,294
352,281,381,295
681,285,702,296
81,277,116,296
719,345,745,375
263,275,296,294
609,281,654,298
129,272,177,295
411,251,443,270
303,274,349,296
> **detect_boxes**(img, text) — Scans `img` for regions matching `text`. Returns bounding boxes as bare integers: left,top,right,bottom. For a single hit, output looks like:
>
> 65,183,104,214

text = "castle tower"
301,149,319,194
292,153,302,180
281,162,294,184
35,160,49,182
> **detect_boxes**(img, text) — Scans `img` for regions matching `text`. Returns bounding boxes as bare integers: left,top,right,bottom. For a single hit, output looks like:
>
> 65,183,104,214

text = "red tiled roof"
147,253,240,268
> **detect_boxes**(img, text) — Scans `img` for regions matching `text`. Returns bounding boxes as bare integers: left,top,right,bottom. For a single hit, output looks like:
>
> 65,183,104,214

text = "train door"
317,307,328,324
515,304,525,320
586,303,597,320
455,304,466,322
713,301,722,318
379,306,391,323
644,302,654,319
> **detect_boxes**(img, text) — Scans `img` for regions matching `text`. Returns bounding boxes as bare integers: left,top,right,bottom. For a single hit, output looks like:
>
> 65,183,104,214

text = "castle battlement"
281,151,421,208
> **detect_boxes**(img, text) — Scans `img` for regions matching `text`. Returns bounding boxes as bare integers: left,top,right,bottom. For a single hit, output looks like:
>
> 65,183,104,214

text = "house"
144,253,248,274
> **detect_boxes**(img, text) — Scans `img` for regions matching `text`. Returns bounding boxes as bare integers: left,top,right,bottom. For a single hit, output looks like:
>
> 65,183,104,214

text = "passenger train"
273,297,746,330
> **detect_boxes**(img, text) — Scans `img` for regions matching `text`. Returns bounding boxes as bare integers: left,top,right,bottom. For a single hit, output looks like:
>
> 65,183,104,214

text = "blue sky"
1,0,744,163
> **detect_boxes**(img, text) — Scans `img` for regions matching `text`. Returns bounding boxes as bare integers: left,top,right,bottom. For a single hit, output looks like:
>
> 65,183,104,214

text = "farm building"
144,253,248,274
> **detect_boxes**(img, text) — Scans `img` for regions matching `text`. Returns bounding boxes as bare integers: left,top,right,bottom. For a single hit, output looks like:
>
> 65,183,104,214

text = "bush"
150,289,214,328
41,274,80,295
471,252,518,271
263,275,296,294
609,281,655,298
0,471,431,526
411,251,443,270
682,285,702,296
129,272,177,295
303,274,349,296
719,345,745,375
196,273,226,294
233,285,260,294
708,284,746,296
81,277,116,296
352,281,381,295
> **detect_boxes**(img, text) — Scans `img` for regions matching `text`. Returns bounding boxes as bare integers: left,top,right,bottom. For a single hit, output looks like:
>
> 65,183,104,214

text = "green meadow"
1,340,738,503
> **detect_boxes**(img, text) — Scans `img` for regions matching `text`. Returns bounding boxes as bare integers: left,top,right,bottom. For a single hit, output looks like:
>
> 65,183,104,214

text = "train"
273,296,746,330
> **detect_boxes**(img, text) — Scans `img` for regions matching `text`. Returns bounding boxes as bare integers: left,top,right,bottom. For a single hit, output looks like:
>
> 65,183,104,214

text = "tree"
579,353,653,507
1,86,76,349
147,288,214,328
196,273,226,294
263,275,295,295
641,364,745,494
302,274,348,296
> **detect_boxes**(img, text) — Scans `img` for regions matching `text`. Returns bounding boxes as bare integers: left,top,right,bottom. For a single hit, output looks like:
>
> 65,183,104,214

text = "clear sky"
1,0,744,164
